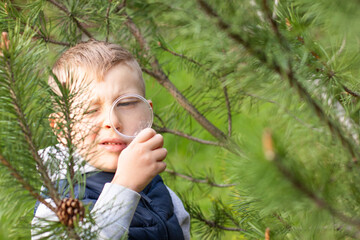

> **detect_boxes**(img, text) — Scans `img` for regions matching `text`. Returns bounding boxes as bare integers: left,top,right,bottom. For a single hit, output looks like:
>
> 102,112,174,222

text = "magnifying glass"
109,94,153,139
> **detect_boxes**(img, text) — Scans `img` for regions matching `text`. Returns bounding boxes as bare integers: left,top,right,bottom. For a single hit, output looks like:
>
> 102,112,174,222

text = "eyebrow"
88,93,103,104
87,98,102,107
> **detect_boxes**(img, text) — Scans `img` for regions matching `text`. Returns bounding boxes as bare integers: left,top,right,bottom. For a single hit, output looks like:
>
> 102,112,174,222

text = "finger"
133,128,156,144
144,134,164,150
155,161,167,174
151,147,168,162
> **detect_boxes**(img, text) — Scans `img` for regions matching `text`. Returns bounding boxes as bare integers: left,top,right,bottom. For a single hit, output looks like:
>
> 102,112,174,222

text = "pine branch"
263,131,360,232
105,2,111,42
273,213,292,230
64,101,76,192
261,0,288,50
141,66,230,142
154,124,223,146
191,205,246,232
274,154,360,231
343,85,360,98
291,24,359,99
0,154,56,212
196,0,268,64
158,42,205,67
33,35,70,46
243,91,321,131
165,169,235,188
198,0,360,162
158,42,233,136
284,17,360,140
49,72,80,196
46,0,93,39
201,220,245,232
3,54,61,206
1,32,82,238
153,106,226,145
262,2,360,161
4,3,71,47
223,85,232,136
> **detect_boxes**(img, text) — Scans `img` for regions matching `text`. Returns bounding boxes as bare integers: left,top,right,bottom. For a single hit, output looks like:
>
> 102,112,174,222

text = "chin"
87,154,118,173
92,162,117,172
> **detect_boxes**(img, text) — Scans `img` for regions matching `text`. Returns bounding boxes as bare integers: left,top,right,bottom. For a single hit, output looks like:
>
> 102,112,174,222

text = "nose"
102,105,122,131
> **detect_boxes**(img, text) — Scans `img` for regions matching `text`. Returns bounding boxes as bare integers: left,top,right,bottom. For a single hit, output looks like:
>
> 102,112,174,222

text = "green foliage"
1,0,360,239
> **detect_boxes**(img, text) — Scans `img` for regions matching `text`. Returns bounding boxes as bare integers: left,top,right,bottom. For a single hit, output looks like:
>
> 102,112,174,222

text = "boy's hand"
111,128,167,192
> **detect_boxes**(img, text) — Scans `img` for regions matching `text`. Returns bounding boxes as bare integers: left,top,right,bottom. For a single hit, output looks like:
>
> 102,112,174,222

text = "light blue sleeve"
92,183,141,239
167,187,191,240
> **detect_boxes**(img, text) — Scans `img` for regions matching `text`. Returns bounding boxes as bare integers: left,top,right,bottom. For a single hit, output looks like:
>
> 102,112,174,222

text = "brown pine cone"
57,198,85,227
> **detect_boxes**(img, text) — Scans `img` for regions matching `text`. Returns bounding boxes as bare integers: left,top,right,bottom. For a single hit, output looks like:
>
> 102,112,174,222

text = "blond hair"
50,40,145,95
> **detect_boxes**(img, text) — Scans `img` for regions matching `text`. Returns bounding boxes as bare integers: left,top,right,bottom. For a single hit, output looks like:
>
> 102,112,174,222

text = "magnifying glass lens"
110,94,153,139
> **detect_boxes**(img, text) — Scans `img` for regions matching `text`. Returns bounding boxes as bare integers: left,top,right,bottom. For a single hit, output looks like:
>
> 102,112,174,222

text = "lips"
99,138,127,152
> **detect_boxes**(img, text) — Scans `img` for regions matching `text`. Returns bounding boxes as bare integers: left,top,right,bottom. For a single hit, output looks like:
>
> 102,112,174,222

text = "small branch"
343,85,360,98
114,0,126,13
193,211,246,232
0,154,56,212
263,4,360,160
186,199,246,233
154,125,223,146
154,113,166,128
158,42,233,136
274,156,360,230
158,43,204,67
218,201,244,229
34,35,70,46
5,4,71,47
165,169,236,188
328,38,346,65
264,131,360,231
273,213,292,230
262,0,286,49
201,219,245,232
105,1,111,42
46,0,93,39
223,85,232,136
243,92,321,131
291,25,359,99
197,0,267,63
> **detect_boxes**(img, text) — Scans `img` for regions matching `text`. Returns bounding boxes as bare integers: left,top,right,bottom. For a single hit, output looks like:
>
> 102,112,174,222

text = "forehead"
87,64,145,103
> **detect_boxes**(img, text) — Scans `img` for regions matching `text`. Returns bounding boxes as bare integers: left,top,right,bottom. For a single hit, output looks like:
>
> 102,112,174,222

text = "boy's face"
67,64,149,172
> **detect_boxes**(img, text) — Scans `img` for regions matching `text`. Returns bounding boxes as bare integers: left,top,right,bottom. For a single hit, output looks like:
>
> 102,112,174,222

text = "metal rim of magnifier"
109,93,153,139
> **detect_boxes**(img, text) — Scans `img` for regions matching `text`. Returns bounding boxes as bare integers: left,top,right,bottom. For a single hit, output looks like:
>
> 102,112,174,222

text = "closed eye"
116,101,139,107
84,108,99,115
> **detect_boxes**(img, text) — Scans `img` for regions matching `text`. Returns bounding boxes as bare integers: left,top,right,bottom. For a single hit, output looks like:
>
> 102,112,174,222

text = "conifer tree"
1,0,360,239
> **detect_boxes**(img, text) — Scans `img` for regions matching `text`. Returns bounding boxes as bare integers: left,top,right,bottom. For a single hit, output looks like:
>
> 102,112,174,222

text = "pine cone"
57,198,85,227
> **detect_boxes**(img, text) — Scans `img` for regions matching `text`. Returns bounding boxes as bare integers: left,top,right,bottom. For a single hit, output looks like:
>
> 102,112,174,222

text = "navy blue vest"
35,172,184,240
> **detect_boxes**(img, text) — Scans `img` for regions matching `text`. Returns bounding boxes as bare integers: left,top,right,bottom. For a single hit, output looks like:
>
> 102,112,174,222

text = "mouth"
99,138,127,152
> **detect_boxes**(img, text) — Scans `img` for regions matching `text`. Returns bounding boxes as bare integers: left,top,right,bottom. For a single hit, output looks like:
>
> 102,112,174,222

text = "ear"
147,99,153,109
49,112,67,145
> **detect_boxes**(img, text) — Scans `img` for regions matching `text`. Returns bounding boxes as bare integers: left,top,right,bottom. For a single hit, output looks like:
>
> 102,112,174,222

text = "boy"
32,40,190,239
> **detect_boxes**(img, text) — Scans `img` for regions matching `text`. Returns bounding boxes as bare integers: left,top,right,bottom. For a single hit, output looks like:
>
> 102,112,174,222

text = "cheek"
72,120,100,145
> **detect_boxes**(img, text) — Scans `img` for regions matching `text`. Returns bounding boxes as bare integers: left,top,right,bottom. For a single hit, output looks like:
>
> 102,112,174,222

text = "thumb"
131,128,156,144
